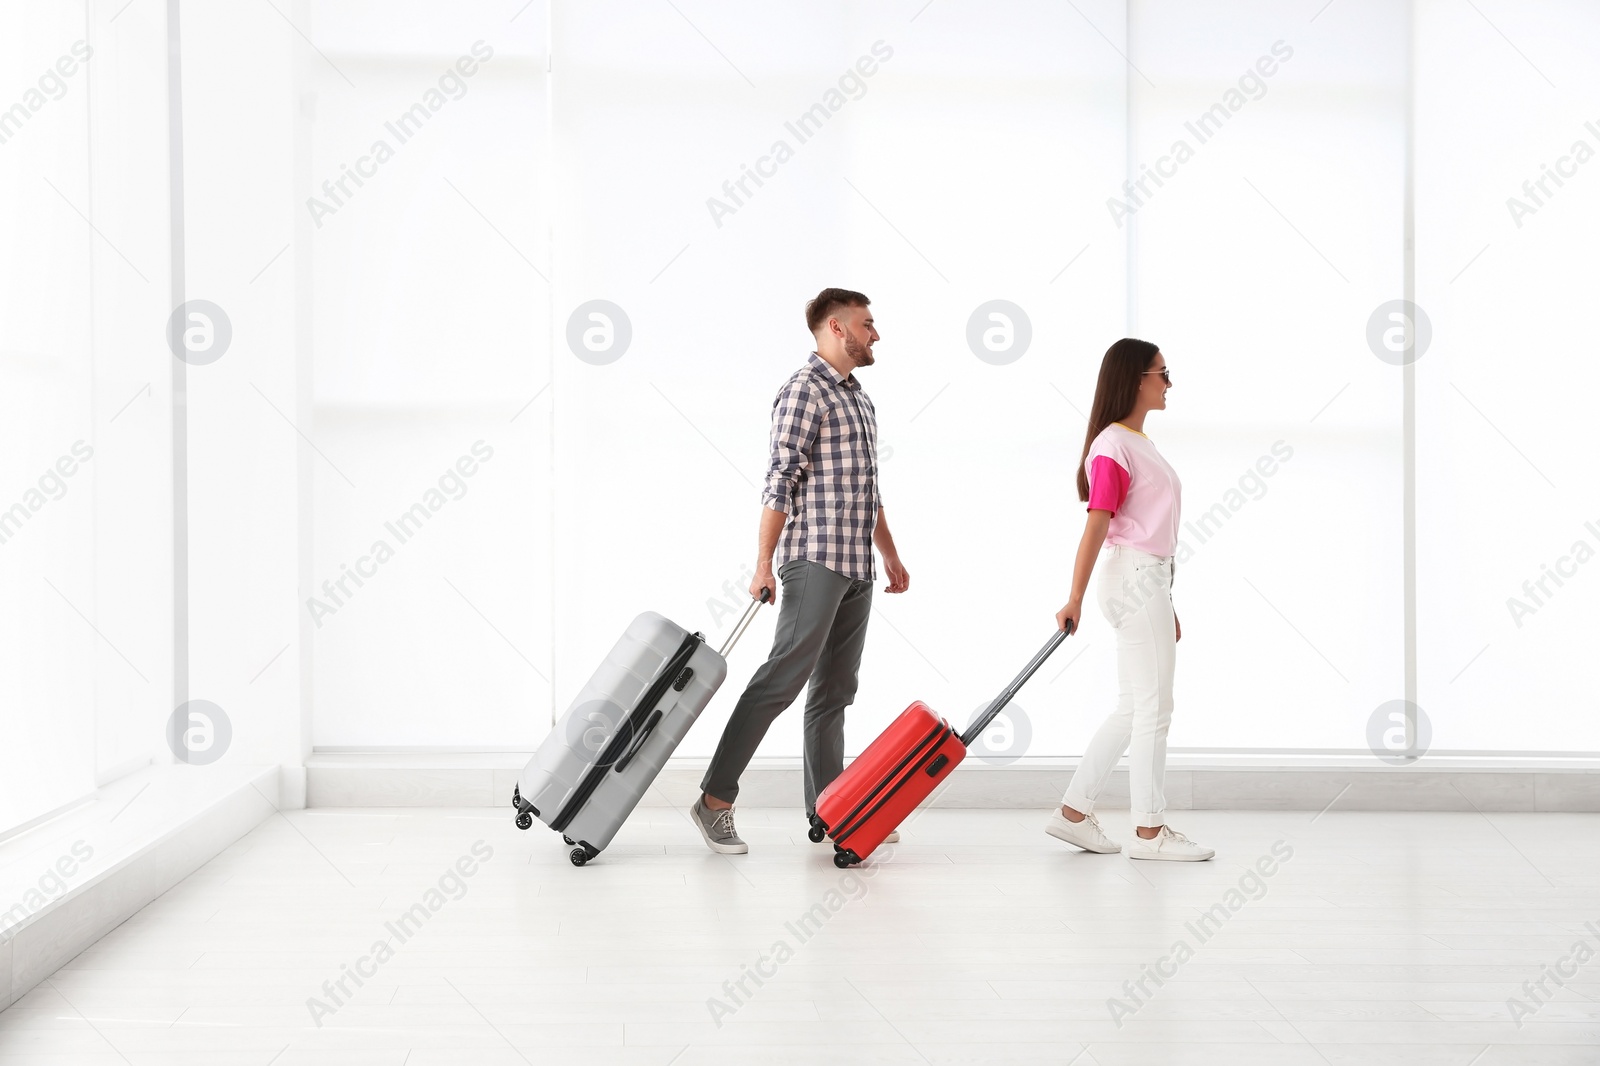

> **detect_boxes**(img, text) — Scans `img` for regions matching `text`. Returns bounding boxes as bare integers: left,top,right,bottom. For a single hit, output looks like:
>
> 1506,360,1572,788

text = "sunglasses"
1142,368,1170,383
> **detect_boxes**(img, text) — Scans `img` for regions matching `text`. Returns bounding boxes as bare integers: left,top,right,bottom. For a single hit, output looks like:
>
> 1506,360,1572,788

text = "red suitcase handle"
959,620,1073,748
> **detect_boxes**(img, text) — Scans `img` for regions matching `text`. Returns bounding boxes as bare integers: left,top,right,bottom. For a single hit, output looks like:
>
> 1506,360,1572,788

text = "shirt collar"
808,351,857,389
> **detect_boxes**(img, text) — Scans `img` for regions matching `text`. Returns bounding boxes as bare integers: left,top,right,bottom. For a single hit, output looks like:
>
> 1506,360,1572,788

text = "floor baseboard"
304,753,1600,812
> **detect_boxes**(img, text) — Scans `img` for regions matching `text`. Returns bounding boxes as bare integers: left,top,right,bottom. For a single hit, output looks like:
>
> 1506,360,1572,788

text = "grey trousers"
700,559,873,813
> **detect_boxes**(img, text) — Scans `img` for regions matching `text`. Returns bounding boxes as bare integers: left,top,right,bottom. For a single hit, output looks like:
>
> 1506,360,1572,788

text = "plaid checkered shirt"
761,353,881,582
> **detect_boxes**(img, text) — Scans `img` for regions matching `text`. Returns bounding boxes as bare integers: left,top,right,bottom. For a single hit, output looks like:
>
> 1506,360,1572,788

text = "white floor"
1,805,1597,1065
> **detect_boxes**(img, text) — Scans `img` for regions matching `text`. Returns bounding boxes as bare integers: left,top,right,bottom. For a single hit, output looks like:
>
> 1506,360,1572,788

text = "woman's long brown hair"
1076,338,1161,501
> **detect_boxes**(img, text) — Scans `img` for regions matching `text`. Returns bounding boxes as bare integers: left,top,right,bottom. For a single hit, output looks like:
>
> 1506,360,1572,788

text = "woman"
1046,339,1213,861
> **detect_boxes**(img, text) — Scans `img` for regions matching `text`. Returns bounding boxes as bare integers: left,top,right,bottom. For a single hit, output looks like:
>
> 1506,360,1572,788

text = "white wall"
179,0,310,775
87,0,177,785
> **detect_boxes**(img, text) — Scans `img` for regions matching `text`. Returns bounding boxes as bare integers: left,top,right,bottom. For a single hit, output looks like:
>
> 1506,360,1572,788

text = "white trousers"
1061,544,1176,827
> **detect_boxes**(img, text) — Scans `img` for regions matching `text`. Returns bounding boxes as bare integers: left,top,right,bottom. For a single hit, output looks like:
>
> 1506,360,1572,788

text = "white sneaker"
1044,810,1121,854
883,829,900,843
1126,825,1214,862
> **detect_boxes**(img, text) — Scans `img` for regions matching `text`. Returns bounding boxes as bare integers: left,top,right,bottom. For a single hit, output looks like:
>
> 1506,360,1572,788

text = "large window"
1123,1,1409,752
4,2,1596,837
302,2,550,748
300,0,1600,760
0,1,172,832
1414,0,1600,752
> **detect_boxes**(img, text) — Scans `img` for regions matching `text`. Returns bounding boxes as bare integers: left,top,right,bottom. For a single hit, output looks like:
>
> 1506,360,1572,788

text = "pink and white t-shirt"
1084,423,1182,557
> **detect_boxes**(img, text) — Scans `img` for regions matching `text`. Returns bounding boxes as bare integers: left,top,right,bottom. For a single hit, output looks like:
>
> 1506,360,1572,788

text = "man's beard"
843,331,874,367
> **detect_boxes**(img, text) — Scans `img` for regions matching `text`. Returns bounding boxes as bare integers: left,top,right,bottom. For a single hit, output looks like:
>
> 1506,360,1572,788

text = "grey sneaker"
1044,810,1121,853
691,798,748,854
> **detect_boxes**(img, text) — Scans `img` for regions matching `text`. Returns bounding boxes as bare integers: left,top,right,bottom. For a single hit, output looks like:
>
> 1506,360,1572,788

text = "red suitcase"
814,624,1072,867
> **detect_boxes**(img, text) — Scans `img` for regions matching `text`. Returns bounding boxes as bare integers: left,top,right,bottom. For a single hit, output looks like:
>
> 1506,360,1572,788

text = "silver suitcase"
512,592,767,865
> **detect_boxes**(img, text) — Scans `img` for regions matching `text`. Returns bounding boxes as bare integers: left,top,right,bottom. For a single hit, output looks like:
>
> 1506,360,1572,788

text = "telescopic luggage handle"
716,587,772,658
959,620,1074,748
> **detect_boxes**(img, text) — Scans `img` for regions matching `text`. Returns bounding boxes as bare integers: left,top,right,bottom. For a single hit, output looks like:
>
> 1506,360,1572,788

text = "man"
691,288,910,854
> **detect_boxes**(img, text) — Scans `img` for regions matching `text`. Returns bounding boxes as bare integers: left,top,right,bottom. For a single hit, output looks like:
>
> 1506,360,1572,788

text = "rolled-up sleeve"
761,379,821,512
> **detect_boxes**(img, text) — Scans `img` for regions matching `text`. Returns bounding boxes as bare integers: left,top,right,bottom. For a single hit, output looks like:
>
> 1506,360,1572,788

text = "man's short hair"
805,288,870,335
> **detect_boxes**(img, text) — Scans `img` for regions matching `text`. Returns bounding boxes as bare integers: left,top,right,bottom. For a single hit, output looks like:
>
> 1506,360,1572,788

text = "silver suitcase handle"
716,587,771,658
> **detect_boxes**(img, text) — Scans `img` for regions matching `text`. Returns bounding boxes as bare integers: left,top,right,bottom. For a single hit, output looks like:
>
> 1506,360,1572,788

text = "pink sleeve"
1087,454,1129,513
